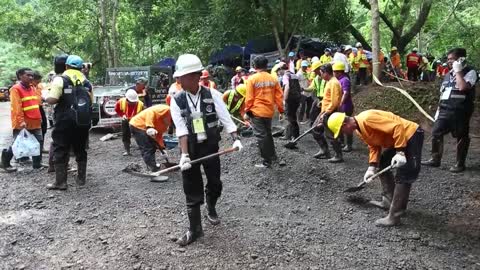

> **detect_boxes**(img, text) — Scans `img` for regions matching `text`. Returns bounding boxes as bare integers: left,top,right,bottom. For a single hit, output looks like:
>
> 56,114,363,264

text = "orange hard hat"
200,69,210,79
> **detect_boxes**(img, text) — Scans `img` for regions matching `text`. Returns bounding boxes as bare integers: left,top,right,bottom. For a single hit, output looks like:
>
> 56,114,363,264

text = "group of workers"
1,45,476,248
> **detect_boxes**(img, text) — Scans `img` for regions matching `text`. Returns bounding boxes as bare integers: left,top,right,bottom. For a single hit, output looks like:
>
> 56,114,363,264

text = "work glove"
243,113,250,121
146,128,158,137
452,57,466,73
179,153,192,171
364,166,378,182
122,115,128,120
232,139,243,151
391,152,407,168
41,90,49,101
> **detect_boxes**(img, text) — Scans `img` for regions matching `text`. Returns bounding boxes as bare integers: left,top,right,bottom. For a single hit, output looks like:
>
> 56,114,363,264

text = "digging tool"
284,125,317,149
124,147,239,181
152,137,177,168
231,115,248,126
344,165,393,193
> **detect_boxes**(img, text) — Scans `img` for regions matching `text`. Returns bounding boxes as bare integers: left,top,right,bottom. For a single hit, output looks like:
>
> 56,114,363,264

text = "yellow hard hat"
236,84,247,97
327,112,346,139
235,66,242,72
311,61,322,72
332,61,345,71
391,46,398,51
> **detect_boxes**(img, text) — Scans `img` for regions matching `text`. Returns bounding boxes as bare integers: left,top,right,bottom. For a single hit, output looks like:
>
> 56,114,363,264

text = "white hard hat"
173,54,204,78
355,42,363,48
344,45,352,51
125,89,139,102
311,56,319,63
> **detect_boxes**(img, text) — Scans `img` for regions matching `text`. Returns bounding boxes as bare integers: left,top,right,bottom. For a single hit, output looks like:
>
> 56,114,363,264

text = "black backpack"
286,73,302,103
65,77,92,127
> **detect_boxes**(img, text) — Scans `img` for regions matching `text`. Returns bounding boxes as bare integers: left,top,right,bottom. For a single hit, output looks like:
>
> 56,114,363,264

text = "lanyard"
187,92,201,112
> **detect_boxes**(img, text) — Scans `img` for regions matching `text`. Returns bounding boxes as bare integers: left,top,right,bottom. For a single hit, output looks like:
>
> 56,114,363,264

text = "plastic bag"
12,129,40,158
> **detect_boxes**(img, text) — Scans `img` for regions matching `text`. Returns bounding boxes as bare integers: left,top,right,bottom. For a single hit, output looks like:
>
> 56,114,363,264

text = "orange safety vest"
356,50,369,68
14,84,41,120
120,98,143,118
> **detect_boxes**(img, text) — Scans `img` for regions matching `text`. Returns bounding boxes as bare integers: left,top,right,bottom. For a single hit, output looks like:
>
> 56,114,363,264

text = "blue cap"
301,60,309,67
288,51,295,57
66,55,83,69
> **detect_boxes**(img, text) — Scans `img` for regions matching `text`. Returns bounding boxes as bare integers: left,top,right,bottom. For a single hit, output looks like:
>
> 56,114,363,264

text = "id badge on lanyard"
189,93,207,142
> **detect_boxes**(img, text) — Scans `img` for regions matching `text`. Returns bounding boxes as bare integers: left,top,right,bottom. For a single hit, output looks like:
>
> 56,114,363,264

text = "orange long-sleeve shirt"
321,77,343,114
129,104,171,148
245,71,284,118
354,110,419,164
391,53,401,68
10,83,42,130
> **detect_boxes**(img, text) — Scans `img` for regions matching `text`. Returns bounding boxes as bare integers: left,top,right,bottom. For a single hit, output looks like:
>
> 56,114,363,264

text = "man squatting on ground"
170,54,243,246
327,110,424,226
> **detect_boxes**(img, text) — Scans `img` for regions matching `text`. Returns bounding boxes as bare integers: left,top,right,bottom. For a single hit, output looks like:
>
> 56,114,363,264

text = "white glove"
146,128,158,137
122,115,128,120
233,139,243,151
452,60,464,73
41,90,49,101
179,153,192,171
364,166,378,182
391,152,407,168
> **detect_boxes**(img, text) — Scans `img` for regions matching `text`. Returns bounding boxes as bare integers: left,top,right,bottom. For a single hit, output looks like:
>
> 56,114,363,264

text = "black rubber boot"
375,183,411,227
281,125,292,141
1,149,16,172
32,155,42,169
47,147,55,173
177,205,204,246
369,173,395,210
47,163,68,190
422,137,443,167
122,142,131,156
313,136,330,159
342,135,353,152
328,140,344,163
206,196,220,225
450,137,469,173
76,161,87,186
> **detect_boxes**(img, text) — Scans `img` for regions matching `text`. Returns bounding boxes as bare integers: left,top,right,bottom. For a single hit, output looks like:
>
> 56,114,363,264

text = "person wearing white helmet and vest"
115,89,144,156
170,54,242,246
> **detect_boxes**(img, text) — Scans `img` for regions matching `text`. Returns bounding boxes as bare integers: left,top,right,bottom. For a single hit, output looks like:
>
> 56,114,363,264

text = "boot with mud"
206,196,220,225
177,205,204,246
369,173,395,210
342,135,353,152
375,183,411,227
1,149,17,172
46,163,68,190
422,137,443,167
313,136,330,159
76,161,87,186
32,155,42,169
328,141,344,163
449,137,469,173
122,142,131,156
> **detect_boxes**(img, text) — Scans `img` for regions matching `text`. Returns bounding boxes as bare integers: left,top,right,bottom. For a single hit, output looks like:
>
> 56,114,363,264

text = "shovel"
344,165,393,193
284,125,317,149
231,115,248,126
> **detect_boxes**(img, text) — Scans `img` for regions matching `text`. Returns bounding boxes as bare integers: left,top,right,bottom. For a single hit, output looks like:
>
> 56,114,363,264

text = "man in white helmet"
170,54,242,246
115,89,144,156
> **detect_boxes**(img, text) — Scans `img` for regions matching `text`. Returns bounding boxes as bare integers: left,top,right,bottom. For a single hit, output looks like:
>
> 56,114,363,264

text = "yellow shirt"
319,55,332,65
49,69,87,99
321,77,342,114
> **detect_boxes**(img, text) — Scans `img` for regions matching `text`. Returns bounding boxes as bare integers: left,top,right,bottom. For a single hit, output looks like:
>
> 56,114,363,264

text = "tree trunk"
370,0,381,82
111,0,119,67
99,0,112,67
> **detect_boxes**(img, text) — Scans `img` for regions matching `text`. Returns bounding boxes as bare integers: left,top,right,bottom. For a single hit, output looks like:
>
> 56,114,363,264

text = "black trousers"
121,119,131,145
285,100,300,139
339,109,354,146
251,116,276,164
40,106,47,141
408,67,419,81
298,95,313,121
182,142,222,207
432,109,471,139
379,128,424,184
130,125,157,169
52,119,89,165
309,98,322,126
312,113,342,154
355,68,368,85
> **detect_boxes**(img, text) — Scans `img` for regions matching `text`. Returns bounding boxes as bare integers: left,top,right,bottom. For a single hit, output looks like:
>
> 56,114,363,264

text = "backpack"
64,76,92,127
286,73,302,103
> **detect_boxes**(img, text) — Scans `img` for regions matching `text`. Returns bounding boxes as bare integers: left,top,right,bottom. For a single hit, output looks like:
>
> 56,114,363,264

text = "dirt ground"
1,83,480,269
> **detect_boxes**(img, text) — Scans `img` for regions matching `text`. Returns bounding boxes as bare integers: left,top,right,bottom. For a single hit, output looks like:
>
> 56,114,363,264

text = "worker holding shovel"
170,54,242,246
327,110,424,226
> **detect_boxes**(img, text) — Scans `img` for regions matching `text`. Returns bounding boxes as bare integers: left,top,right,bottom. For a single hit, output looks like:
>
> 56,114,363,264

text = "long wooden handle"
231,115,247,126
365,165,393,183
152,147,239,176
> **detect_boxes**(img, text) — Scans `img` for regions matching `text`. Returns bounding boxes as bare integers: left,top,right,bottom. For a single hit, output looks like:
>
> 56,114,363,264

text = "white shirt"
170,87,237,138
449,69,478,87
333,52,351,73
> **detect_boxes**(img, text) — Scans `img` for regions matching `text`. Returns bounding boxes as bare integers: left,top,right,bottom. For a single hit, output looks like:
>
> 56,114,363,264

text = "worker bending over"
115,90,144,156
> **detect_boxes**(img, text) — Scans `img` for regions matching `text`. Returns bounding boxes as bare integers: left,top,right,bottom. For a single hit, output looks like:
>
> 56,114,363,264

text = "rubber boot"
32,155,42,169
177,205,204,246
1,149,16,172
375,183,411,227
328,140,344,163
76,161,87,186
47,147,55,173
122,142,131,156
450,137,469,173
46,163,68,190
313,135,330,159
206,196,220,225
369,173,395,210
422,137,443,167
281,125,292,141
342,135,353,152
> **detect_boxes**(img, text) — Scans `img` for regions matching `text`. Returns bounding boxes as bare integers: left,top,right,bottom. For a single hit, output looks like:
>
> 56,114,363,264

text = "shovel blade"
343,182,366,193
284,141,298,149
